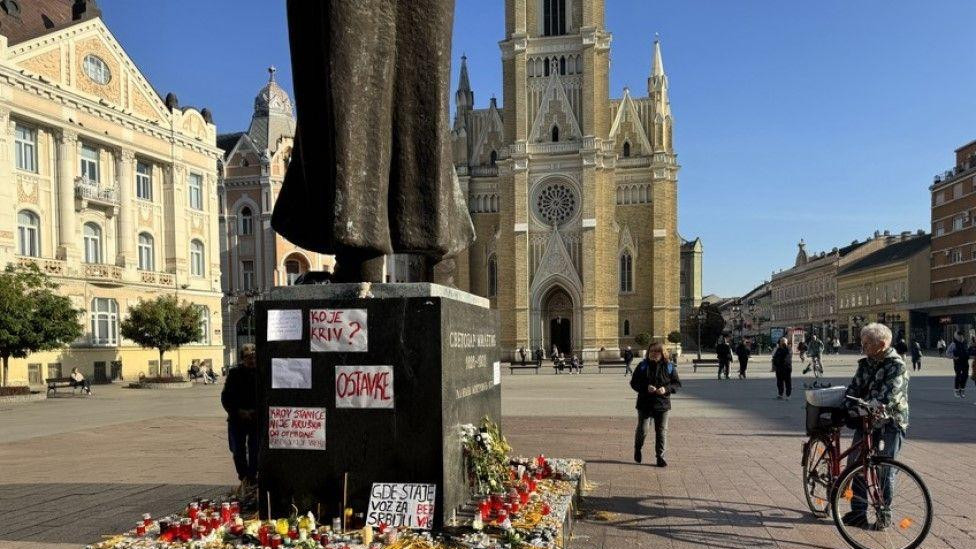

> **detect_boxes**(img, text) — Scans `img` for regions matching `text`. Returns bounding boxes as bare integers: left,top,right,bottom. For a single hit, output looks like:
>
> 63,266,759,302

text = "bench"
692,359,722,372
598,363,629,373
508,364,540,374
45,377,86,396
553,361,584,374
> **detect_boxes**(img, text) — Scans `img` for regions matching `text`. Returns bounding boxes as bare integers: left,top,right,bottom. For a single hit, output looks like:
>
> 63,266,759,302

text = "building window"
487,254,498,297
236,316,255,348
551,125,559,143
935,221,945,237
188,173,203,210
242,260,255,290
559,56,566,75
623,141,631,158
953,215,964,231
136,161,153,201
951,249,963,264
542,0,566,36
14,123,37,173
285,259,303,285
544,58,550,76
190,239,205,277
197,306,210,345
80,143,100,183
90,297,118,346
623,320,631,336
137,232,154,271
619,251,633,293
239,207,253,235
489,150,497,166
83,222,102,263
83,54,111,85
17,210,40,257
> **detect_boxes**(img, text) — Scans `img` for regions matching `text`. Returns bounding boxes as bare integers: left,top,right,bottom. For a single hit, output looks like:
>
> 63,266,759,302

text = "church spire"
455,54,474,113
648,35,668,95
652,35,665,77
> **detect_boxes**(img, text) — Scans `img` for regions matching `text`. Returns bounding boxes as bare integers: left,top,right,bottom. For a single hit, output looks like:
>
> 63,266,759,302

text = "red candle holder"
258,524,271,546
270,534,283,548
477,497,491,520
135,522,146,536
142,513,153,528
220,502,231,523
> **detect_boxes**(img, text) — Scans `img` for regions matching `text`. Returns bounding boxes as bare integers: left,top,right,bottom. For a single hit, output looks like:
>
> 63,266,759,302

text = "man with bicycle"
841,322,909,530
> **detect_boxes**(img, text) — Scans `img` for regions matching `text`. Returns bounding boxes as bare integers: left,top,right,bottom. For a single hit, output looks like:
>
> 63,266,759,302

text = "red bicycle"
801,395,932,549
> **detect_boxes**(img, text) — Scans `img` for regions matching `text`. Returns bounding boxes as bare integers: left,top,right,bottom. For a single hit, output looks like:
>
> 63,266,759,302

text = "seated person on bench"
69,368,92,395
204,364,218,384
188,363,204,380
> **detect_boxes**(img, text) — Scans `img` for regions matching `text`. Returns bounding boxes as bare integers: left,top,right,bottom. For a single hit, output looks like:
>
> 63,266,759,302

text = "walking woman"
630,342,681,467
772,337,793,400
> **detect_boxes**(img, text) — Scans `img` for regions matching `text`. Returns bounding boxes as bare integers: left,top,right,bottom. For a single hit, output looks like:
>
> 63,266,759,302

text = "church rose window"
534,182,578,225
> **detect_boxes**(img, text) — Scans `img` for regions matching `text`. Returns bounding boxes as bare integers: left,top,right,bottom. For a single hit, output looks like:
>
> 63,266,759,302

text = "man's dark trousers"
738,357,749,377
635,409,669,459
718,360,731,379
228,420,258,482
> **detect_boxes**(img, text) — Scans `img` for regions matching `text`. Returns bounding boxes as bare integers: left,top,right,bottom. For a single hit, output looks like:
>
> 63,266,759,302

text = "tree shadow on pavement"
581,493,835,549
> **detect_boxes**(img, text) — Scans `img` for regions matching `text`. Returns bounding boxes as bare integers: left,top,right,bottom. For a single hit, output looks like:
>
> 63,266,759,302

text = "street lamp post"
695,307,706,360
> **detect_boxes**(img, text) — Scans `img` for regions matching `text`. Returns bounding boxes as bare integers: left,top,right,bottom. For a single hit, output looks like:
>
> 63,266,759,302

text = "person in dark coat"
909,339,922,371
623,346,635,375
221,344,259,491
715,336,733,380
630,342,682,467
949,331,969,398
772,337,793,400
735,339,752,379
518,347,526,367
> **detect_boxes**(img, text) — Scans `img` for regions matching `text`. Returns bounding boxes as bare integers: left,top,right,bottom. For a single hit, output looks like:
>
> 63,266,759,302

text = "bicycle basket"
805,403,846,435
804,385,846,407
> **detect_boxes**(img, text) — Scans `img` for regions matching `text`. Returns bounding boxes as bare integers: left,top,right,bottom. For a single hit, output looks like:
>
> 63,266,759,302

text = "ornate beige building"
217,69,334,365
452,0,680,360
0,0,223,385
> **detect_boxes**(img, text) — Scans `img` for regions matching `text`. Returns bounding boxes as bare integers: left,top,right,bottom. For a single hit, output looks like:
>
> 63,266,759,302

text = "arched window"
623,141,631,158
544,58,550,76
197,306,210,345
17,210,40,257
239,206,253,236
90,297,118,346
487,254,498,298
619,251,633,293
285,255,308,285
137,232,154,271
83,222,102,263
237,315,255,348
489,150,497,166
190,239,205,277
551,125,559,143
623,320,631,336
543,0,566,36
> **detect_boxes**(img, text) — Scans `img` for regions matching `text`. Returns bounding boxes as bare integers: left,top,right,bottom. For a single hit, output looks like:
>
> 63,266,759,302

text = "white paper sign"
310,309,368,352
267,309,302,341
335,365,394,408
272,358,312,389
366,483,436,530
268,406,326,450
493,361,501,386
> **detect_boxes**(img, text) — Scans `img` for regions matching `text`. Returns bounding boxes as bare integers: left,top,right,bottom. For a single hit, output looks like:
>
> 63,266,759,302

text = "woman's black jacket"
629,358,681,412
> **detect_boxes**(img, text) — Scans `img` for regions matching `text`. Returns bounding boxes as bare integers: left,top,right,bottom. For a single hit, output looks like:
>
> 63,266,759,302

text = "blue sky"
100,1,976,297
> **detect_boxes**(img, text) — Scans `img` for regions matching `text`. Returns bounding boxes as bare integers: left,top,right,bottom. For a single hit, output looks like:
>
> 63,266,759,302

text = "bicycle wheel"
802,435,833,517
830,457,932,549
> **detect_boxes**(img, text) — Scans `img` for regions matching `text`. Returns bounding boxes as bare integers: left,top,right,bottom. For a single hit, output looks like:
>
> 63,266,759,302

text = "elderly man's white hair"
860,322,892,345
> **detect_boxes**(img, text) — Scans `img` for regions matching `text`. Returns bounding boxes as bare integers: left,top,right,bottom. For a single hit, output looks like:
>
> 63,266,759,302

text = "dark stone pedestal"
254,283,500,529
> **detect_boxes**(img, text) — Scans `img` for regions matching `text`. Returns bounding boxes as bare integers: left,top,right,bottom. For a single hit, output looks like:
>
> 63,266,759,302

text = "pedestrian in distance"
571,354,582,374
772,337,793,400
840,322,910,529
832,336,842,355
803,335,824,377
623,345,635,376
716,336,733,380
735,338,751,379
947,331,969,398
534,346,544,368
797,339,808,364
221,344,259,494
910,339,922,371
937,338,946,357
518,346,526,367
894,336,909,364
630,341,681,467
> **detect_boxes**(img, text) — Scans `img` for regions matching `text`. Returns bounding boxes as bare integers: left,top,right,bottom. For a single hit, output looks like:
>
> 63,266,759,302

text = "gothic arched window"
623,141,631,158
551,125,559,143
544,58,550,76
239,206,253,236
487,254,498,298
623,320,631,336
543,0,566,36
490,150,497,166
559,56,566,75
619,251,633,293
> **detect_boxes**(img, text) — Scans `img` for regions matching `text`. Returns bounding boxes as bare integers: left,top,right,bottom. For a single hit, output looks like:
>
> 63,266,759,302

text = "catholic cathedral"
450,0,680,361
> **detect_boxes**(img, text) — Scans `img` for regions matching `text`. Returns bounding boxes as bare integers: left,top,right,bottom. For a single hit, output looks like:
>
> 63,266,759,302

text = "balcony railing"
74,177,119,206
933,157,976,185
16,256,66,276
139,270,175,286
526,142,580,155
469,165,499,177
83,263,123,284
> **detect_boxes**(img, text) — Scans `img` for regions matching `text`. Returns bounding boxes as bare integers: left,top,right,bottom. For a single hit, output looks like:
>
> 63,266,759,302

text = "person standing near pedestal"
222,344,259,492
630,342,681,467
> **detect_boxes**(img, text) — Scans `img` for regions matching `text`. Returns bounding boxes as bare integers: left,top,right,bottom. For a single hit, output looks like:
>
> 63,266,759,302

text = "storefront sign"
268,406,326,450
366,483,436,529
335,365,394,408
310,309,368,352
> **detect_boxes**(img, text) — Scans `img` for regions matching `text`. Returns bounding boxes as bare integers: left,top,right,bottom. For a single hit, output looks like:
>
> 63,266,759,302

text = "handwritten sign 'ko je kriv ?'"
310,309,368,352
366,483,436,530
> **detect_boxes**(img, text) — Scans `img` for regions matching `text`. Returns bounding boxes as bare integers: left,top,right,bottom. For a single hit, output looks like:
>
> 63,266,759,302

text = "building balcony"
933,157,976,186
75,177,120,215
469,165,499,177
139,270,176,286
83,263,124,285
16,256,67,277
526,142,580,155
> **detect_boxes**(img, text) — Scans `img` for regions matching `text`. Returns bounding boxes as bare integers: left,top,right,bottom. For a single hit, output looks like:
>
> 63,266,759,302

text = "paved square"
1,354,973,548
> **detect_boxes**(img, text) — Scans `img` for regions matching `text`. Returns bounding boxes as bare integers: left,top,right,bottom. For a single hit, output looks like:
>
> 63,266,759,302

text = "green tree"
0,264,83,386
667,331,683,344
681,302,726,351
121,295,202,372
